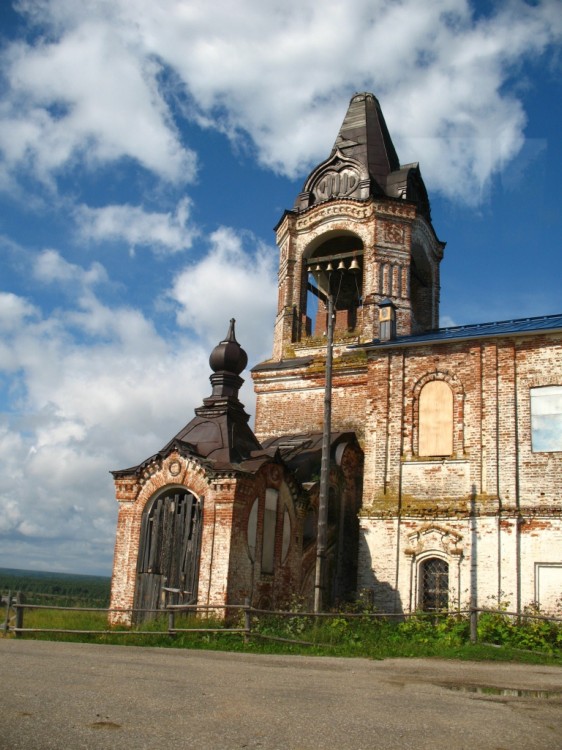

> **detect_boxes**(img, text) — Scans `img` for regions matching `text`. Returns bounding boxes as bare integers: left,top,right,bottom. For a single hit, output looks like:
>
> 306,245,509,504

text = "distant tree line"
0,568,111,607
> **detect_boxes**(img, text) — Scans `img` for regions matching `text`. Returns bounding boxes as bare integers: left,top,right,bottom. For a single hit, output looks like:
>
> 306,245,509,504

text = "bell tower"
253,92,444,442
271,92,444,361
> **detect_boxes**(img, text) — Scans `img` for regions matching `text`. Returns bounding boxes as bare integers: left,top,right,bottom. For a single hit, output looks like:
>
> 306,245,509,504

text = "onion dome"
209,319,248,375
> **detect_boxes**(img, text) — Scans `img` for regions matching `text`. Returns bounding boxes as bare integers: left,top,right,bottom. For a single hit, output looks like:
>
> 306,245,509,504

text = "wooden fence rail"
2,593,561,647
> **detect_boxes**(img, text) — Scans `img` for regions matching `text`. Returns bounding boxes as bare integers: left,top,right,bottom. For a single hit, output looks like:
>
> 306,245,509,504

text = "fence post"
244,598,251,644
168,608,176,638
14,591,24,638
3,590,11,634
470,606,478,644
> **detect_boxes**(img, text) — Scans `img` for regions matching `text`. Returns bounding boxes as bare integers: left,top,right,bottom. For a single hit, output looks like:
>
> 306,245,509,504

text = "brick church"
109,93,562,623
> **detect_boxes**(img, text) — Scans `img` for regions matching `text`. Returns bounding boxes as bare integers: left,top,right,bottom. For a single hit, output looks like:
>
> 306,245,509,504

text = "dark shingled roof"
356,313,562,351
331,91,399,190
112,321,265,477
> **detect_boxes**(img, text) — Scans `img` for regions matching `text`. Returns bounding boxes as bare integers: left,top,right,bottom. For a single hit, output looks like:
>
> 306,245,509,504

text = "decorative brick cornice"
295,199,374,231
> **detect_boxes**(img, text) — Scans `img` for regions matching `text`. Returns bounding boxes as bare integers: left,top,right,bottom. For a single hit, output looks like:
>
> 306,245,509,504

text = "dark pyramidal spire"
294,92,430,220
332,92,400,190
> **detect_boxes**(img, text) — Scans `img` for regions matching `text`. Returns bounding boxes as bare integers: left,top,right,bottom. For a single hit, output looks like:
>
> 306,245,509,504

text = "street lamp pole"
314,282,334,613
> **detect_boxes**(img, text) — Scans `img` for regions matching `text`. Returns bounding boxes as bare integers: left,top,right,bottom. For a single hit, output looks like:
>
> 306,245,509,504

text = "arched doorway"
134,488,203,621
419,557,449,611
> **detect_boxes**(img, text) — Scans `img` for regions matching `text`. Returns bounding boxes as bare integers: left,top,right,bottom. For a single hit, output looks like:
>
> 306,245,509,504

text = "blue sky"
0,0,561,575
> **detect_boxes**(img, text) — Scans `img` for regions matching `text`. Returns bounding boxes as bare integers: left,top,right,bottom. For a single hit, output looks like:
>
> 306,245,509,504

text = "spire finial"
226,318,237,343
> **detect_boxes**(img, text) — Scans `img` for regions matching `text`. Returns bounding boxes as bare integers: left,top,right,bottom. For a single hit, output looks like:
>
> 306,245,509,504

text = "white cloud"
0,292,38,331
0,260,215,572
75,197,196,254
33,248,108,286
1,0,561,202
0,237,274,572
170,226,277,363
0,13,197,186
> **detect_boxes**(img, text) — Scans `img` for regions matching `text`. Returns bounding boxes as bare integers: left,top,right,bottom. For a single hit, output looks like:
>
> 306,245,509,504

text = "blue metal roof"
359,313,562,350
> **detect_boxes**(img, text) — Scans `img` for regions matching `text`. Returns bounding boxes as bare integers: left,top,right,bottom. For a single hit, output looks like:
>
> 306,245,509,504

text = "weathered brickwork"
109,452,307,624
270,197,443,361
253,359,368,442
359,514,562,613
254,222,561,615
110,453,210,623
362,335,562,510
254,203,562,614
357,333,562,613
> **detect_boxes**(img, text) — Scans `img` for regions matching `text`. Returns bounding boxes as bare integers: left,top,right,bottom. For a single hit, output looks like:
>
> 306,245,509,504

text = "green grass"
4,606,560,665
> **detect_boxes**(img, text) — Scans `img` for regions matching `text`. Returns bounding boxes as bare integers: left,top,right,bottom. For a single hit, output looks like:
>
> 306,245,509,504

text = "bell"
325,262,334,272
314,264,322,272
349,257,360,272
337,260,347,271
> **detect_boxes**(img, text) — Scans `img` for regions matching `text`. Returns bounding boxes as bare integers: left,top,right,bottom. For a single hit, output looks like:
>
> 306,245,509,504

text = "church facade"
110,93,561,622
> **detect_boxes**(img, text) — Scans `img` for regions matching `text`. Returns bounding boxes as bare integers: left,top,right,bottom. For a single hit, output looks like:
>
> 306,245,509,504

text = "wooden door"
133,489,202,622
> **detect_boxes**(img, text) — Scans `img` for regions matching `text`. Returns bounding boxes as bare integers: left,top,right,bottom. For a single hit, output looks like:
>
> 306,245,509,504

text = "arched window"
418,380,453,456
419,558,449,611
410,247,434,332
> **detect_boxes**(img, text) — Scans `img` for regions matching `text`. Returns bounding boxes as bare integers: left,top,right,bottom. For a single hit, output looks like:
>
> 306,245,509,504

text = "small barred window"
419,558,449,611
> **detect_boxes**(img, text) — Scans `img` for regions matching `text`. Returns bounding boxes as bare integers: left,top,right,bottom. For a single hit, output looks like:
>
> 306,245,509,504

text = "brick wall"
109,453,306,624
359,515,562,613
359,332,562,613
253,358,368,442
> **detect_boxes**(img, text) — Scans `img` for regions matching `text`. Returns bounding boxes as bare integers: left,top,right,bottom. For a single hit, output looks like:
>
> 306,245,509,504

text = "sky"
0,0,561,576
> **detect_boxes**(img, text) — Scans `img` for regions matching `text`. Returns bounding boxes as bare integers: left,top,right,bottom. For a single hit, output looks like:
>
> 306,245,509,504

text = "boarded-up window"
531,386,562,452
419,380,453,456
535,563,562,611
247,498,258,562
262,489,278,574
281,508,291,563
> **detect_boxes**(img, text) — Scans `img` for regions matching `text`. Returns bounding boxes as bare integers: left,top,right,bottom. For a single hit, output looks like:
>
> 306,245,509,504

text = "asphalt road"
1,640,561,750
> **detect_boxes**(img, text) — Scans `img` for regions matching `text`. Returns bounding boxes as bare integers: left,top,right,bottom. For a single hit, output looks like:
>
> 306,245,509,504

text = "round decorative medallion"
169,460,181,477
269,465,281,483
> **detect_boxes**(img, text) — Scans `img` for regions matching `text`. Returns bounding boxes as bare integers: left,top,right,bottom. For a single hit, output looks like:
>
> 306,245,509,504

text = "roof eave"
355,325,562,352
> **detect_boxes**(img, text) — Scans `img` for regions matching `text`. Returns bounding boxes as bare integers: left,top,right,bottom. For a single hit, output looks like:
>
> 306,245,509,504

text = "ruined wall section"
225,462,304,610
363,334,561,514
358,515,562,613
